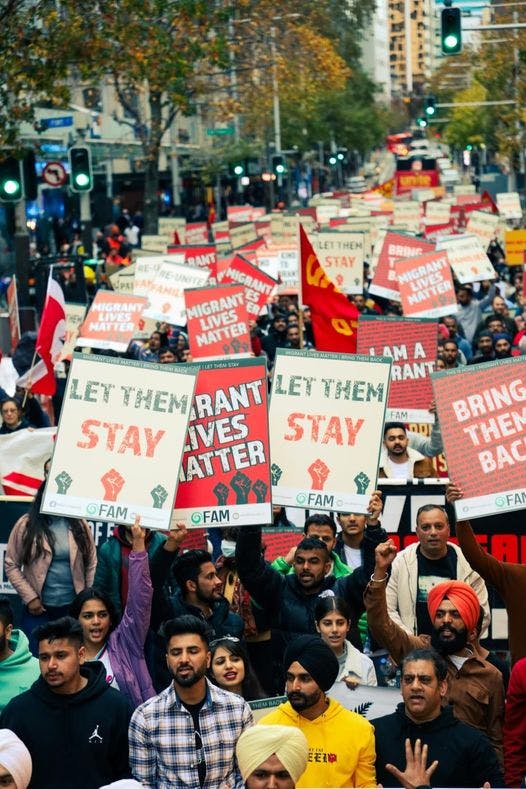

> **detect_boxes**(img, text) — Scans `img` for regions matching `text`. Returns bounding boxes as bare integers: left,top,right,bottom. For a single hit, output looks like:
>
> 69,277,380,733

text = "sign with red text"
41,353,197,530
6,277,20,353
185,222,209,245
143,261,209,325
425,201,451,225
185,285,251,360
60,303,87,361
369,232,435,300
393,201,421,232
437,234,495,283
309,231,365,293
219,254,277,317
395,250,456,318
432,357,526,519
466,210,499,248
173,358,271,527
133,256,178,297
357,317,437,423
77,292,147,352
497,192,522,220
269,349,391,513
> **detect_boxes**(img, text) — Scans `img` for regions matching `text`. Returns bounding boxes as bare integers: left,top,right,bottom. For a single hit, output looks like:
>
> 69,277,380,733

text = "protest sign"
143,260,209,325
109,265,136,295
269,349,391,513
395,250,456,319
255,246,281,281
437,234,496,283
328,683,400,718
227,205,259,224
167,244,217,274
309,231,365,293
185,284,251,360
369,232,435,300
220,254,277,317
432,357,526,519
158,217,186,239
357,317,437,423
425,201,451,225
423,222,457,241
393,200,421,231
133,256,175,297
41,353,197,530
60,303,87,361
77,292,147,352
185,222,208,245
497,192,522,220
505,229,526,265
173,358,271,527
229,223,258,250
466,210,499,248
140,235,170,252
6,277,20,353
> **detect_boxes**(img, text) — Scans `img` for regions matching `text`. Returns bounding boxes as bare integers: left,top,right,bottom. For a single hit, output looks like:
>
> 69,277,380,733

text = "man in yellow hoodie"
258,635,376,788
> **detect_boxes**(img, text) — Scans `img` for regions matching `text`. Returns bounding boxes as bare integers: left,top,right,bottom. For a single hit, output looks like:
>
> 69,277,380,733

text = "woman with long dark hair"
315,596,377,688
5,462,96,654
69,520,155,708
208,636,266,701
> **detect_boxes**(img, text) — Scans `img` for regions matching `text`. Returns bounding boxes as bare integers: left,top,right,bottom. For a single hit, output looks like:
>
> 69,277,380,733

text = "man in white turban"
236,724,308,788
0,729,32,789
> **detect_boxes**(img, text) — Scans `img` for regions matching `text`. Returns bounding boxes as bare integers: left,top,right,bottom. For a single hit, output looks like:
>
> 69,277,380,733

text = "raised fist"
308,458,330,491
354,471,370,495
150,484,168,508
270,463,283,486
213,482,229,506
55,470,73,495
230,471,251,504
101,468,125,501
252,479,268,503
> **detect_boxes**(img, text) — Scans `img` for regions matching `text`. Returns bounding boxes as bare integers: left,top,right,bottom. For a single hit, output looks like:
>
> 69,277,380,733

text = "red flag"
31,273,66,395
300,225,359,353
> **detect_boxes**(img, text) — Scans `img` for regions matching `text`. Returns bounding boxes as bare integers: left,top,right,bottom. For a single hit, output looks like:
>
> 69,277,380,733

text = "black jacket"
372,703,504,788
235,524,386,643
0,661,132,789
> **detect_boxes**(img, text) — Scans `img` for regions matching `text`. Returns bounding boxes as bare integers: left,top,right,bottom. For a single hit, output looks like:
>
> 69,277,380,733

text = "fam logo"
295,492,336,508
86,503,128,520
190,509,232,525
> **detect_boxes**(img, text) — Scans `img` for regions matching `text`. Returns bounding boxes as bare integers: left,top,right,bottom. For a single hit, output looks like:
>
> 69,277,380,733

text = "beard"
287,688,322,712
172,663,207,688
431,624,468,655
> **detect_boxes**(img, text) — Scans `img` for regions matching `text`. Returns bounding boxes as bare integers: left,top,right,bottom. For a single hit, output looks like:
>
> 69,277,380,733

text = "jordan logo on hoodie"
88,724,103,744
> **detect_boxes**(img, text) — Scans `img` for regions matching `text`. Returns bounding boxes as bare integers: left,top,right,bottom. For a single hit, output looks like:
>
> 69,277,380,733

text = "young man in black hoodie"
0,617,132,789
372,648,503,788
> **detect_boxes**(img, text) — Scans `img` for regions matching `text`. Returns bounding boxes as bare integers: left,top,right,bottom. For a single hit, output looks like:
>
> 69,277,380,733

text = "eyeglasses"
209,636,240,648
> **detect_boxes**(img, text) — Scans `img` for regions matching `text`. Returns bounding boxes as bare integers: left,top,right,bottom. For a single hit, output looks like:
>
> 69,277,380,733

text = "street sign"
206,127,234,136
41,116,74,129
42,161,67,187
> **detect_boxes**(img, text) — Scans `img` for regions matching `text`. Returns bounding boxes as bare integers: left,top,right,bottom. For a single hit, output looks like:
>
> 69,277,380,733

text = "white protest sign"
497,191,522,220
466,210,499,248
309,231,365,293
393,201,421,231
143,260,209,325
60,303,87,361
269,349,391,513
140,235,171,252
437,234,496,283
41,353,198,530
133,256,181,297
425,201,451,225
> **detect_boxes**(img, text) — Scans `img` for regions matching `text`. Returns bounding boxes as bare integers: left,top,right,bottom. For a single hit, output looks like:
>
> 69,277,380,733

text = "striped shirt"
129,679,253,788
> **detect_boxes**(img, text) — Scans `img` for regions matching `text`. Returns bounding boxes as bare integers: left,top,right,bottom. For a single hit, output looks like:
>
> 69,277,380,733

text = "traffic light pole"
79,192,93,257
14,201,30,308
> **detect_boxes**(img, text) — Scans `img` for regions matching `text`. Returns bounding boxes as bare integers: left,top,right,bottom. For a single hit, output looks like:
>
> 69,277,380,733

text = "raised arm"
235,525,285,615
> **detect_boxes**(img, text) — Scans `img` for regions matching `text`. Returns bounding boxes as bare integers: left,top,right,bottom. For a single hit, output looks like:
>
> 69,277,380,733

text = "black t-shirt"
415,545,458,634
182,697,207,787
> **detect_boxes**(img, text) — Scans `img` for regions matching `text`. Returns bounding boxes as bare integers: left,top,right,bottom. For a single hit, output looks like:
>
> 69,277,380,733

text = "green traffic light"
425,106,436,116
74,173,90,188
328,156,337,165
233,165,244,176
444,33,459,49
275,164,285,174
3,179,20,195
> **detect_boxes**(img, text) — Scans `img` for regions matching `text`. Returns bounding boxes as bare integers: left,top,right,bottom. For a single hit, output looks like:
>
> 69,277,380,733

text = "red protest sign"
395,250,456,318
369,232,435,300
76,291,147,352
185,222,209,244
220,254,277,318
185,284,251,361
174,359,271,527
357,316,437,423
432,358,526,519
167,244,217,273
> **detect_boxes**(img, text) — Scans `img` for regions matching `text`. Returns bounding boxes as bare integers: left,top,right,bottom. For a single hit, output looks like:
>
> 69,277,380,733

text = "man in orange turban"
427,580,481,654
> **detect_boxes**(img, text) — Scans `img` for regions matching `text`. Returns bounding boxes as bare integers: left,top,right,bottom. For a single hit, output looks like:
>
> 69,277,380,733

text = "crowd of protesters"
0,224,525,788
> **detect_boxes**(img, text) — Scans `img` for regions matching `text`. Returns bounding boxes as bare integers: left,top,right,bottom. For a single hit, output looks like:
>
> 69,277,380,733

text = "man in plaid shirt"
129,614,253,788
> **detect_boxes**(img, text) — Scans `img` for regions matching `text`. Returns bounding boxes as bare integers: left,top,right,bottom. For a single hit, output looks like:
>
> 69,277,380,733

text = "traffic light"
425,95,437,117
441,7,462,55
68,146,93,192
328,155,337,166
0,156,23,203
416,117,428,128
271,154,286,175
229,161,245,178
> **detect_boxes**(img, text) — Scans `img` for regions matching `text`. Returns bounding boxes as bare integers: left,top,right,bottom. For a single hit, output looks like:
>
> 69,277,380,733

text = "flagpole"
298,223,304,349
